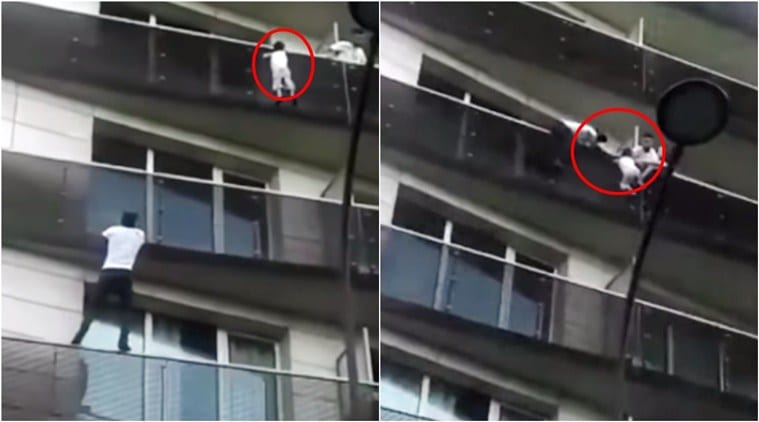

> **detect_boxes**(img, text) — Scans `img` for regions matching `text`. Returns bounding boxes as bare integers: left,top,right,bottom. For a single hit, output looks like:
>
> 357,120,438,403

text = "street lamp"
617,79,729,418
340,2,378,420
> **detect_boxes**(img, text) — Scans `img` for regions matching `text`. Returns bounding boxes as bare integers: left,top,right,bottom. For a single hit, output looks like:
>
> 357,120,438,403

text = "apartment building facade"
1,1,378,420
379,2,757,420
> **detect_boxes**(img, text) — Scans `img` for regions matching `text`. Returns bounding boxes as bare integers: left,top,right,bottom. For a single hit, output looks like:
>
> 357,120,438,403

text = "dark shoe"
292,98,298,107
118,341,131,353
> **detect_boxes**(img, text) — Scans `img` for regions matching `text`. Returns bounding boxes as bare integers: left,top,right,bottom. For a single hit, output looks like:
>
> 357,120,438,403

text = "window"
99,2,150,21
223,173,268,259
380,361,423,416
423,378,490,420
224,335,279,420
149,314,219,420
154,151,214,252
508,253,553,339
392,193,446,239
92,136,147,169
499,403,546,420
418,56,466,100
672,319,720,389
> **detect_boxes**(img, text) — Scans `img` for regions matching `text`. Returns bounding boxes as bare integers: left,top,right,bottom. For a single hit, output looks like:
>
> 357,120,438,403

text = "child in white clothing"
615,148,641,191
263,41,297,104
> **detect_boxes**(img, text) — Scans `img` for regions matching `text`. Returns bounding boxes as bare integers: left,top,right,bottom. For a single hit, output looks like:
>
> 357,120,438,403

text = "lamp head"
656,79,728,146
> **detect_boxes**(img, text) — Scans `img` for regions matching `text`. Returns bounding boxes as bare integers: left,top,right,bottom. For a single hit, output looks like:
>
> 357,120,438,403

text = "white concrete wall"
2,249,88,343
26,1,99,14
275,167,332,197
379,23,425,85
2,79,94,162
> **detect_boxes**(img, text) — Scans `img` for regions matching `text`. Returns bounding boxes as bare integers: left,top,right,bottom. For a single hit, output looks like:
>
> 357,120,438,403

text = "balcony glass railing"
1,2,377,130
2,337,378,420
381,225,757,399
2,151,378,274
381,77,757,260
382,2,755,139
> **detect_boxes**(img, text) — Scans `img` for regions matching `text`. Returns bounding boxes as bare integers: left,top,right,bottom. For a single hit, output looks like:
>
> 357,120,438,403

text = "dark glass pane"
418,56,466,99
638,306,669,372
672,318,720,388
152,314,217,361
444,248,502,326
99,2,150,21
500,404,545,420
381,227,441,308
155,177,213,252
84,167,147,236
154,150,212,180
92,136,147,169
724,334,758,399
224,173,266,189
380,360,423,416
450,221,507,257
223,186,268,259
424,378,490,420
509,253,553,339
392,194,446,239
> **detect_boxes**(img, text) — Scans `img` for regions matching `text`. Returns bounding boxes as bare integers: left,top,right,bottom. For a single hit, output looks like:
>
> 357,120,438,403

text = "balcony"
2,151,378,326
381,76,757,327
382,1,756,198
2,337,378,420
2,2,378,180
381,225,757,419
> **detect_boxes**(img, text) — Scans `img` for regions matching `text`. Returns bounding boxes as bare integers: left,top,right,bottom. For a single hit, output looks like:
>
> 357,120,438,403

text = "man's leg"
71,275,107,345
115,272,133,352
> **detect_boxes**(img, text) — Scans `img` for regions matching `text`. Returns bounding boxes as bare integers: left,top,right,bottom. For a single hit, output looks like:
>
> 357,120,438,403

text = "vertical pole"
617,145,685,418
339,32,378,420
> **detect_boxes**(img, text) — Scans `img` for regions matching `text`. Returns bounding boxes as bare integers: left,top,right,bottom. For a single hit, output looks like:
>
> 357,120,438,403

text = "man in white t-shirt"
263,41,297,105
615,148,642,191
632,133,661,183
71,212,145,352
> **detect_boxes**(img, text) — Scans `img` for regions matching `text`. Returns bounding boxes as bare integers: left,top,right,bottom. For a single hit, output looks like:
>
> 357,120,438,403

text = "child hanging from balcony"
71,212,145,352
614,147,642,191
547,119,608,172
263,41,297,106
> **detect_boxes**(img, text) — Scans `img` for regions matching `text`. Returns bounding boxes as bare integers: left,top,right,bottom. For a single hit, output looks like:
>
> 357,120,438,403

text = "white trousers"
272,67,295,94
619,168,641,190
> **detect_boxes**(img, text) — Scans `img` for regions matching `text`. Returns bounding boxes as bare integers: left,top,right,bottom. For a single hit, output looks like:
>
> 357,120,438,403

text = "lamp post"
340,2,378,420
617,79,729,419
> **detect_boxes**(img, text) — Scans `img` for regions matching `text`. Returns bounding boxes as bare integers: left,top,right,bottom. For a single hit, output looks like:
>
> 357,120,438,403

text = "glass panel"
381,227,441,307
223,336,278,420
724,334,758,399
423,377,490,421
637,306,668,372
229,336,276,368
149,315,218,420
223,186,268,259
500,404,545,420
451,221,507,257
91,136,147,169
444,247,502,326
672,318,720,388
380,361,423,416
83,167,147,236
154,176,213,252
392,192,447,239
509,254,553,339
